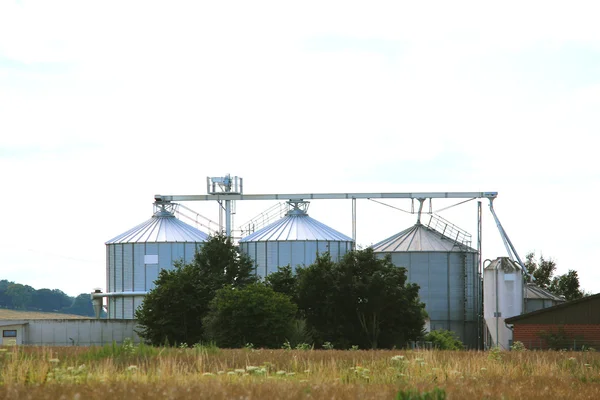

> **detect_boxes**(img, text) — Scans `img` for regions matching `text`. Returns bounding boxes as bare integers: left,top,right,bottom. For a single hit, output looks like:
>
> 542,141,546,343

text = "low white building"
0,319,141,346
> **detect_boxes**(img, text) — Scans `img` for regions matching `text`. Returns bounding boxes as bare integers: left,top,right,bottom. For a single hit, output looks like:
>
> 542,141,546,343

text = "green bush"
203,283,297,348
423,329,464,350
396,388,447,400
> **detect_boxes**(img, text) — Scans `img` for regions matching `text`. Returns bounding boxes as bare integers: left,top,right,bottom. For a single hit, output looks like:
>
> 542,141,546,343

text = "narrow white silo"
483,257,524,349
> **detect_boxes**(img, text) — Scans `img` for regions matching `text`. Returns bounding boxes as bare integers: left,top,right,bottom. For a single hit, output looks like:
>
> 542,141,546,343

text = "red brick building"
505,293,600,350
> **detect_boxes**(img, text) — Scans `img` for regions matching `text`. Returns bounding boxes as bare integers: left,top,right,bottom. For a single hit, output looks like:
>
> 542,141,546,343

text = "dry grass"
0,309,88,319
1,345,600,399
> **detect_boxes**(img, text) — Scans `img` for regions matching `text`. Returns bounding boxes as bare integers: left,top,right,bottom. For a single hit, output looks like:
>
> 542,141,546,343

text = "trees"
63,293,96,316
135,233,257,346
31,289,72,312
549,270,584,301
296,249,426,349
524,252,556,289
5,283,35,310
524,252,585,300
203,283,297,348
265,265,298,305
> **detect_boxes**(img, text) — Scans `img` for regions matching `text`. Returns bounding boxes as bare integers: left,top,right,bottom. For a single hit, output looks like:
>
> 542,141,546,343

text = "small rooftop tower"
207,174,242,237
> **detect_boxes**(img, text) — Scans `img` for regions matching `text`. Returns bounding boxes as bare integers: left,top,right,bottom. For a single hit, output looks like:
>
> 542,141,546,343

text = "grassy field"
0,309,88,319
1,344,600,399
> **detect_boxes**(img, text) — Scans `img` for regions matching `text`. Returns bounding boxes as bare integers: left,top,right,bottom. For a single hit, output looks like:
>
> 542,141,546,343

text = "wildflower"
391,355,405,362
568,357,576,361
304,369,310,373
49,358,60,363
234,369,245,374
246,366,259,372
276,370,286,375
202,372,215,376
286,372,295,376
227,371,236,375
126,365,138,372
217,371,225,375
480,368,487,371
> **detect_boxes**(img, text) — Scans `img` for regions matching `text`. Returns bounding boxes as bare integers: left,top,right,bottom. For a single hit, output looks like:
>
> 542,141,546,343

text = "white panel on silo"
123,244,133,291
134,244,145,291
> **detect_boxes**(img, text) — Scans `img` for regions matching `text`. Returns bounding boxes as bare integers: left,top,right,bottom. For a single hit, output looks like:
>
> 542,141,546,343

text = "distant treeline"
0,280,103,317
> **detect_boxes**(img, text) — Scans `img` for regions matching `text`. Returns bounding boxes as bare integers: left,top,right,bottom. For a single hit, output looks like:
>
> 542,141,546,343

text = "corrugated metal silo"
105,203,209,319
239,201,353,278
372,217,481,348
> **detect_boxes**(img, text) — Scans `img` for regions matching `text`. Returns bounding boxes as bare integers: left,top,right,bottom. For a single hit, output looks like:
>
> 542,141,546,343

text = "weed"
488,346,503,362
511,341,527,352
396,388,447,400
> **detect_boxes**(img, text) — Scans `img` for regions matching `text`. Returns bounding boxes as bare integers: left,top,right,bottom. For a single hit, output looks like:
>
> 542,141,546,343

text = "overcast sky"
1,0,599,296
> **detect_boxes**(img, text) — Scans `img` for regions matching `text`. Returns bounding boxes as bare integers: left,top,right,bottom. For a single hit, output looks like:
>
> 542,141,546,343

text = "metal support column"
477,200,482,349
352,197,357,249
225,200,231,237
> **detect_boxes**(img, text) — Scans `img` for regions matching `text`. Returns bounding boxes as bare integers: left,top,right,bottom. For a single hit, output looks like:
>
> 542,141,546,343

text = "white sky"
1,0,599,296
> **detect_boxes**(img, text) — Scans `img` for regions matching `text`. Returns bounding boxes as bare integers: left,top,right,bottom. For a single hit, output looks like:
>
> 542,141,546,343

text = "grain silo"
372,215,481,348
239,201,353,278
104,203,209,319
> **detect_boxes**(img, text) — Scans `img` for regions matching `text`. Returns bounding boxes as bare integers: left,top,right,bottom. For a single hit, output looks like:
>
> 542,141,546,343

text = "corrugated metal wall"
20,319,142,346
384,251,481,348
106,242,202,319
240,240,352,278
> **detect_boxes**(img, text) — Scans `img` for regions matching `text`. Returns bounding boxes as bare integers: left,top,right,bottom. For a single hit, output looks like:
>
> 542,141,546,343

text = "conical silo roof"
239,208,352,242
372,223,476,253
106,207,210,244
